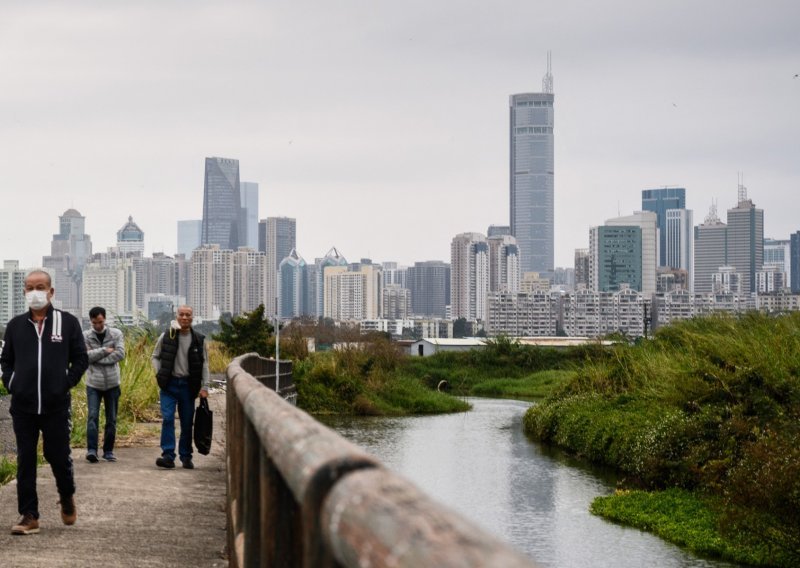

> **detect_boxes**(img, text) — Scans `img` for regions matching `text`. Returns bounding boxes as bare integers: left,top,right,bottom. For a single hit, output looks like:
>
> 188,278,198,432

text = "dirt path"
0,392,228,568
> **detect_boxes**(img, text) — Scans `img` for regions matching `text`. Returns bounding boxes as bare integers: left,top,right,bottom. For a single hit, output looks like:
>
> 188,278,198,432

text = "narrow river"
319,397,740,568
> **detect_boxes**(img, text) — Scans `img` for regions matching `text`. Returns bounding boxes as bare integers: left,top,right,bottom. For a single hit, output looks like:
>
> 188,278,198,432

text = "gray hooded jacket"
83,326,125,390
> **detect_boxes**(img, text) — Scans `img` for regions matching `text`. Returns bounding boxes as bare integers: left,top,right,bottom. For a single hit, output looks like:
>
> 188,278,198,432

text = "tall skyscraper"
382,285,410,320
315,247,348,318
604,211,658,295
240,181,259,250
450,232,489,321
278,249,309,318
116,215,145,257
574,249,590,289
81,260,137,321
42,208,92,315
264,217,297,316
665,209,694,291
0,260,26,326
232,247,268,316
694,204,728,295
590,226,643,292
177,220,202,258
190,244,267,320
726,183,763,294
763,238,790,275
487,235,520,292
133,253,179,311
381,262,408,289
407,261,450,319
509,54,554,276
487,225,511,238
201,157,241,250
321,261,382,321
642,187,686,266
791,232,800,293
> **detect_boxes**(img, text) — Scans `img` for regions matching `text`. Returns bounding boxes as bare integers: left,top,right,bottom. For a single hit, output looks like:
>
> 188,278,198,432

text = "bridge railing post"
242,419,261,565
225,371,239,567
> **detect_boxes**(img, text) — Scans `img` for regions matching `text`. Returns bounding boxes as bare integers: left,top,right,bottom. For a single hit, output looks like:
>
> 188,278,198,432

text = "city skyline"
2,2,799,270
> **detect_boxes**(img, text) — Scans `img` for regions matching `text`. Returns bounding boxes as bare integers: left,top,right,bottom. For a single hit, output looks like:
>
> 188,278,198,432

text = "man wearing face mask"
0,269,88,535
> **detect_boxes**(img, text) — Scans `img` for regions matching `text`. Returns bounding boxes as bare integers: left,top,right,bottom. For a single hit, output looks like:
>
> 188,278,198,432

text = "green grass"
471,370,575,398
524,312,800,565
0,455,16,486
592,489,789,567
295,347,470,415
294,336,596,415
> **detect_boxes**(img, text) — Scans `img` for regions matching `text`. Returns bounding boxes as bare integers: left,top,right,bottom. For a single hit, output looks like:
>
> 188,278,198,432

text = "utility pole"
275,271,280,392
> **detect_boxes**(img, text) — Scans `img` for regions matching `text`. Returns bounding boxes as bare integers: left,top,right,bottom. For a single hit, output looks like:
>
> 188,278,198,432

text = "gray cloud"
1,0,798,270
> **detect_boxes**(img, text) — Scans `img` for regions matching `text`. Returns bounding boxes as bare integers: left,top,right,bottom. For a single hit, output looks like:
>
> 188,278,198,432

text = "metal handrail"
226,353,538,568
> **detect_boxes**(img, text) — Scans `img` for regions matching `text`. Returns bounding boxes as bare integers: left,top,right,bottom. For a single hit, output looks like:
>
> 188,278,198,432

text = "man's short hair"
89,306,106,319
24,269,52,287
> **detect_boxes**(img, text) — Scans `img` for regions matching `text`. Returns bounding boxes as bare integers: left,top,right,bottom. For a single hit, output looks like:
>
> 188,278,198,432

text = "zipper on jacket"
34,318,45,414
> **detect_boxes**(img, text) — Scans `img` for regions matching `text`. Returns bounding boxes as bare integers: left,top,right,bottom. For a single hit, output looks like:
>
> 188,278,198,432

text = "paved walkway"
0,392,228,567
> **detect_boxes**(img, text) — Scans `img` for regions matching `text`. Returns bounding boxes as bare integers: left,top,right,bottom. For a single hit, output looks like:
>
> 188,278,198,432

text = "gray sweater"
83,326,125,390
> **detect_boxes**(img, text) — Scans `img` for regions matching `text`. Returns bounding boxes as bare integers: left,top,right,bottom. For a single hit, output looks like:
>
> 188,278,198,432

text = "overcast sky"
1,1,798,271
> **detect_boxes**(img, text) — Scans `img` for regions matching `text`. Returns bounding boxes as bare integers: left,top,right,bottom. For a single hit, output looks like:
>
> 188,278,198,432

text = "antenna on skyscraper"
705,199,720,224
542,51,553,94
737,171,747,205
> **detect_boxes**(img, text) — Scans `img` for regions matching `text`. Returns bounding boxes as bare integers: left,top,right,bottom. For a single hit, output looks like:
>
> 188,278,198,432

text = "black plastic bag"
194,397,213,455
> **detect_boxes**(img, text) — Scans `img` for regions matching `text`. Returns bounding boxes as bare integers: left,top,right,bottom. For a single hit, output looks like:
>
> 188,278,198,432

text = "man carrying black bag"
151,306,210,470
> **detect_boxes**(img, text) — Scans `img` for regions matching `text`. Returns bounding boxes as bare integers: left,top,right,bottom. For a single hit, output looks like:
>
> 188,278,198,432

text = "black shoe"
86,452,98,463
156,457,175,469
181,459,194,470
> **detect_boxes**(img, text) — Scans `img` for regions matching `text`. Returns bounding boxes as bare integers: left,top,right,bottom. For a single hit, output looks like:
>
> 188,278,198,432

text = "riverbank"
293,336,588,415
523,312,800,567
294,344,470,415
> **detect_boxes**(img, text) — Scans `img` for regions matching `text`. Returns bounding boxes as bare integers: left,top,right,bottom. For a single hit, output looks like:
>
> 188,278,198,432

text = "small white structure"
409,338,487,357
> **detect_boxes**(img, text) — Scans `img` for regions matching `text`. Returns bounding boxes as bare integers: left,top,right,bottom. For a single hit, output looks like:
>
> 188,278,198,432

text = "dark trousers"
86,385,121,454
11,407,75,518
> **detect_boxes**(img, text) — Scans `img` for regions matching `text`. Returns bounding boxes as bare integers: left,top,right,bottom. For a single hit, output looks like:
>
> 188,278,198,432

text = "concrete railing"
226,353,539,568
237,352,296,402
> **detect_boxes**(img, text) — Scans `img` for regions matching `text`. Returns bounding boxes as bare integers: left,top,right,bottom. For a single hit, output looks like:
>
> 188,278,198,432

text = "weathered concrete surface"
0,392,228,567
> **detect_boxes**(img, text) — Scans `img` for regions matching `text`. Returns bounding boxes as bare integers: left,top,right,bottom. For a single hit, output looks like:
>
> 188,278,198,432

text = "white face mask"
25,290,50,310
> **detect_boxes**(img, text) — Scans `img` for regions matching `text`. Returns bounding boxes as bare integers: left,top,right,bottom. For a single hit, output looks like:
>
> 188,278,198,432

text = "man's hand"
199,389,209,399
105,347,114,354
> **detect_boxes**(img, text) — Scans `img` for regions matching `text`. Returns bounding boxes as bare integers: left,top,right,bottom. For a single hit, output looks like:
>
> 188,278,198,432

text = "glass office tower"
642,187,686,266
510,56,554,276
201,157,241,250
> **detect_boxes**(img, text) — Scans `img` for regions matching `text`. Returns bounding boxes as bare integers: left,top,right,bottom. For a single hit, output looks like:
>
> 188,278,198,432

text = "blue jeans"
86,385,121,454
159,378,195,462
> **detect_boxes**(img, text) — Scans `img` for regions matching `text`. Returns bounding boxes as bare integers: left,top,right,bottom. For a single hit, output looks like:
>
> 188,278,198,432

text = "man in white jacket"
83,307,125,463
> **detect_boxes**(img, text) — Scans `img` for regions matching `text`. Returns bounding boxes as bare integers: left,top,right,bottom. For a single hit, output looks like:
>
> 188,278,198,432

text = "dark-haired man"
0,269,88,535
84,306,125,463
